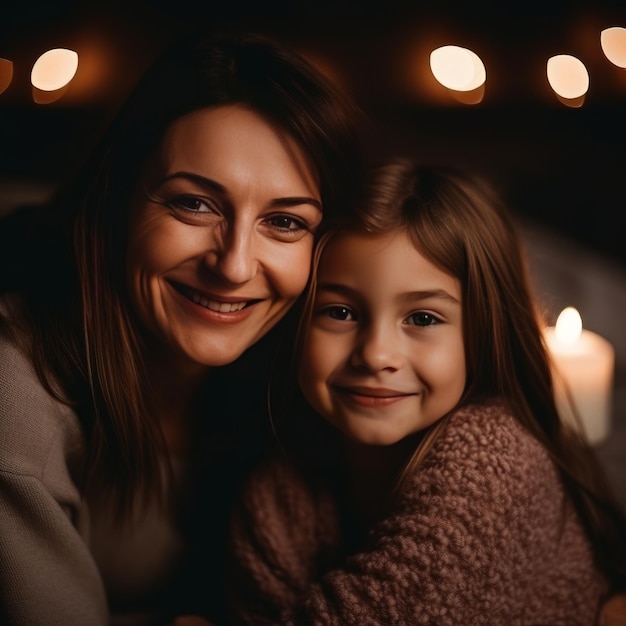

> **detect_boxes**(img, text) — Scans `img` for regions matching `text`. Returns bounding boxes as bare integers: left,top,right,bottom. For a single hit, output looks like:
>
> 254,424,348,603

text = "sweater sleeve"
227,452,342,626
0,333,108,626
228,402,604,626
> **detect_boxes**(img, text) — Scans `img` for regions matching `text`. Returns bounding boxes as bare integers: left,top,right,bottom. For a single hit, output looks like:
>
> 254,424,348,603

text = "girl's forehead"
321,230,408,263
320,230,426,274
317,229,461,303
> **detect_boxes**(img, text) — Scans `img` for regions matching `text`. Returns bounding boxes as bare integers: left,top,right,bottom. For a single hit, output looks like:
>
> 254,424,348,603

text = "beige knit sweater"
0,298,187,626
227,401,608,625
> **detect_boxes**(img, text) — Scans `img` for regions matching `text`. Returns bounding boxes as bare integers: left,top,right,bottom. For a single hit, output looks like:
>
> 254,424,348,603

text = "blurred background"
1,0,625,503
1,0,625,266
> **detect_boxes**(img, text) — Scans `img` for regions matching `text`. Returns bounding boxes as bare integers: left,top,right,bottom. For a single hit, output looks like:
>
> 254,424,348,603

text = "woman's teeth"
189,290,247,312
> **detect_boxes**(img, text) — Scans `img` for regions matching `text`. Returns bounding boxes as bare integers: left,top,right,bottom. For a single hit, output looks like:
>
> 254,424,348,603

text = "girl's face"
299,230,466,446
126,105,322,370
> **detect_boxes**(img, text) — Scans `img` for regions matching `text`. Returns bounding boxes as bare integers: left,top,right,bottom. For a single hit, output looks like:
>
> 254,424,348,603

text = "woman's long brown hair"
1,29,366,520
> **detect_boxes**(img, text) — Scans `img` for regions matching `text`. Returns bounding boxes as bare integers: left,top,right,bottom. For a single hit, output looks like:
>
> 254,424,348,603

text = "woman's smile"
126,105,322,368
171,281,259,313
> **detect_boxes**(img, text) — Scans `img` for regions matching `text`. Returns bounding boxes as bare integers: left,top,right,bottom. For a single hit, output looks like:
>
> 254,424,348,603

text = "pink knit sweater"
227,401,608,625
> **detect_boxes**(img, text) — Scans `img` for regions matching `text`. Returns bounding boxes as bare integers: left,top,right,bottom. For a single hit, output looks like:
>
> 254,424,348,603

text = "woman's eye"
405,311,440,327
266,215,308,233
169,195,217,214
323,306,355,321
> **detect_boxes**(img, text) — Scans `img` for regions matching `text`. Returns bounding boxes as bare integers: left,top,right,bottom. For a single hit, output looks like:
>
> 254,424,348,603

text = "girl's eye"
266,214,309,233
322,305,355,321
169,195,217,214
405,311,440,327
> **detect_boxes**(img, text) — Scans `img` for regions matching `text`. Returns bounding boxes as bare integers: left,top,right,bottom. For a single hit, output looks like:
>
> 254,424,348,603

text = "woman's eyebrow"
162,171,322,211
162,171,227,193
272,197,322,211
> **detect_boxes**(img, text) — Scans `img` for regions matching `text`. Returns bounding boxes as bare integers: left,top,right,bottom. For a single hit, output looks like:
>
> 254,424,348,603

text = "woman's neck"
143,345,213,456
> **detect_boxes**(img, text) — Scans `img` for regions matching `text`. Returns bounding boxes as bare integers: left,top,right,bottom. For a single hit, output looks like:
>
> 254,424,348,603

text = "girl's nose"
349,324,403,373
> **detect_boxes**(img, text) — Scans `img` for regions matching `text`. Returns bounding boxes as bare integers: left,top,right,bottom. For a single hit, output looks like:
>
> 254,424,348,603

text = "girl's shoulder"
440,399,547,461
406,399,560,502
0,294,84,488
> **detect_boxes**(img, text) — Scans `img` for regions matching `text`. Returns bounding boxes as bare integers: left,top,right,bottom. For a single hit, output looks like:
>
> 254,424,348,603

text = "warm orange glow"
601,26,626,68
546,54,589,100
31,48,79,91
32,85,70,105
449,83,485,105
430,45,486,92
0,58,13,95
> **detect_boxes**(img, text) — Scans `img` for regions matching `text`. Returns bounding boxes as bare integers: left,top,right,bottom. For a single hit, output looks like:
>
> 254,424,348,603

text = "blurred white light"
546,55,589,99
430,45,486,92
601,27,626,68
31,48,79,91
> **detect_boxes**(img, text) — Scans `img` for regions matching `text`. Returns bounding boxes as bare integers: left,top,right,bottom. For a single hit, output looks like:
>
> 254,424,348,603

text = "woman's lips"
172,282,260,313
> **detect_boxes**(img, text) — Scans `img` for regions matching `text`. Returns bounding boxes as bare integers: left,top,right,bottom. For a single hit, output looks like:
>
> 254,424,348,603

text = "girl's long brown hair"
366,160,626,591
281,158,626,592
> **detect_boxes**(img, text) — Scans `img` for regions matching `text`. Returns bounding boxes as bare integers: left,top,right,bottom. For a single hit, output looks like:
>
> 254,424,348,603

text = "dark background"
1,0,626,270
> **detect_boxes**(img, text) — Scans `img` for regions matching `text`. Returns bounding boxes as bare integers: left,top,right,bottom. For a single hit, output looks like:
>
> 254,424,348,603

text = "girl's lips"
338,386,415,397
335,386,418,407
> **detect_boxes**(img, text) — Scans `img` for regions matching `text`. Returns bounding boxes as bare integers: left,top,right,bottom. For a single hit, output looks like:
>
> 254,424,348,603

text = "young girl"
226,159,626,625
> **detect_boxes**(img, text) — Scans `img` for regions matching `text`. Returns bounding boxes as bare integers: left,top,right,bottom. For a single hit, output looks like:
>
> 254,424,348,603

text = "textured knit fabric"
0,299,187,626
227,401,608,625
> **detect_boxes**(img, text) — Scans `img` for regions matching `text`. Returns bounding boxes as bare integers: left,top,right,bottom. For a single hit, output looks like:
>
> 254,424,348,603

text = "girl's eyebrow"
403,289,461,305
162,171,322,211
317,282,460,304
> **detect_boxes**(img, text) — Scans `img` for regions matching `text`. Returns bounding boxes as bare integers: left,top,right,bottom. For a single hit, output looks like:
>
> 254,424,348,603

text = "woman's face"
126,105,322,369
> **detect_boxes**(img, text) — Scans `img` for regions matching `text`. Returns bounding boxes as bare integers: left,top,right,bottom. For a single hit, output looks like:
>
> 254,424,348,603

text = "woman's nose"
350,324,403,373
205,225,259,285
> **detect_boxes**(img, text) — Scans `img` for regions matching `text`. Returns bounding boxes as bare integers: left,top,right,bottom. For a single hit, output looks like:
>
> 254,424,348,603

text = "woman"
0,29,365,626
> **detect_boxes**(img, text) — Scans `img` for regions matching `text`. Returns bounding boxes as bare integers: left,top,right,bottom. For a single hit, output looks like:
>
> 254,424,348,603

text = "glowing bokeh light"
0,58,13,95
430,45,486,92
554,307,583,346
546,55,589,100
601,27,626,68
31,48,79,91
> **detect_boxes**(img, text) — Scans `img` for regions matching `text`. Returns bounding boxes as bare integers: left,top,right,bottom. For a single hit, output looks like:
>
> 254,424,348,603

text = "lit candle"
543,307,615,445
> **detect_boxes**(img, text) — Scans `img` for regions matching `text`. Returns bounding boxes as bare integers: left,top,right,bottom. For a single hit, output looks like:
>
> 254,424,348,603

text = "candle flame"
554,307,582,346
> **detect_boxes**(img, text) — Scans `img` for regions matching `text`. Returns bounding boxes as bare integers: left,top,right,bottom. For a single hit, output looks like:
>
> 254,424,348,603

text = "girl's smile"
299,229,466,446
332,385,419,407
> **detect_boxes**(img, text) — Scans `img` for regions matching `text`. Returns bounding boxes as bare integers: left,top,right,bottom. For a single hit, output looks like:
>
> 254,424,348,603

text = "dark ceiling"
1,1,626,268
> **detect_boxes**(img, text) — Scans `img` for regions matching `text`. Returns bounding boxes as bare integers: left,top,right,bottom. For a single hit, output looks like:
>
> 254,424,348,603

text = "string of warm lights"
0,47,79,104
0,25,625,107
430,26,626,108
